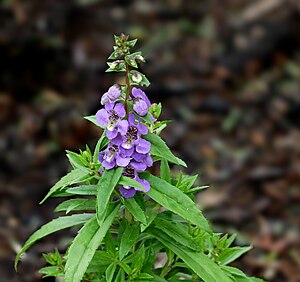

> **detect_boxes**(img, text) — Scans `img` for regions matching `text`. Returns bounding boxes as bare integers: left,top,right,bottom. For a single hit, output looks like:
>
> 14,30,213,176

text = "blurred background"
1,0,300,281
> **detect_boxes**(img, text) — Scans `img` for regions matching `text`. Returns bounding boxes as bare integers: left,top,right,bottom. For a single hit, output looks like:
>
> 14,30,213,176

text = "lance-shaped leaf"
64,204,120,282
119,223,140,260
15,213,94,270
66,185,98,196
93,132,109,163
54,199,96,214
141,173,211,234
123,197,147,225
106,263,117,282
218,246,252,265
40,169,89,204
97,167,123,225
153,217,200,251
148,228,232,282
84,115,101,127
160,159,171,183
66,150,89,172
143,132,186,167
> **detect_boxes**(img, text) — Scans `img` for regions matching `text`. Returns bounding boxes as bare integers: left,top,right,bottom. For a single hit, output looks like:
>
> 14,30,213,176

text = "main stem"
125,63,131,116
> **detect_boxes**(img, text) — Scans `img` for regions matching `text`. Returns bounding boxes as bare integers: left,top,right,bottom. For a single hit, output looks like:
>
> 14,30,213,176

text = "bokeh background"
1,0,300,281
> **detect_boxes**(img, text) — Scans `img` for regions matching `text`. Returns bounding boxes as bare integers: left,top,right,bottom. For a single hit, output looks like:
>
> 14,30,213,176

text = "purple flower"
119,165,150,198
121,114,148,149
132,87,151,116
101,85,121,105
96,102,128,139
99,144,131,170
131,151,153,171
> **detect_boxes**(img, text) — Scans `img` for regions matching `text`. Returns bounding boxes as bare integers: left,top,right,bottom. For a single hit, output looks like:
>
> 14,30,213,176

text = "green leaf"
131,245,145,271
97,167,123,225
148,228,232,282
40,169,89,204
106,61,126,72
141,209,157,232
64,204,120,282
39,266,64,278
186,186,209,194
66,150,89,172
176,173,198,192
127,38,138,48
222,267,265,282
15,213,94,270
93,132,109,163
139,273,154,280
119,223,140,260
218,246,252,265
160,159,171,183
142,173,211,234
106,263,117,282
154,217,200,251
66,185,98,196
123,197,147,225
104,233,117,257
117,261,132,275
54,199,96,214
122,244,145,265
115,268,125,282
84,115,102,127
143,133,186,167
87,251,113,273
108,50,122,60
119,176,146,191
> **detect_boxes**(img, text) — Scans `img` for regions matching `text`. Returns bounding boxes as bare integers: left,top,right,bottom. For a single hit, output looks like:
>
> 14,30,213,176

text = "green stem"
125,63,131,116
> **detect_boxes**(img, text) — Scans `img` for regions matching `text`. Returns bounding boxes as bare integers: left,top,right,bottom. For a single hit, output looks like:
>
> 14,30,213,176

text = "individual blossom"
131,151,153,171
101,84,121,105
119,165,150,198
132,87,151,116
98,143,131,170
121,114,148,149
96,102,128,139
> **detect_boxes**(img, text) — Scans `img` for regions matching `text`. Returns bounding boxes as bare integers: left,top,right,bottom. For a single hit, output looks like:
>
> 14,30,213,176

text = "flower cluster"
96,85,152,198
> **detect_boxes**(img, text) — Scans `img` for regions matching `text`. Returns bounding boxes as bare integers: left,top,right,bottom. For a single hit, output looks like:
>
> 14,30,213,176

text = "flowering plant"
15,35,264,282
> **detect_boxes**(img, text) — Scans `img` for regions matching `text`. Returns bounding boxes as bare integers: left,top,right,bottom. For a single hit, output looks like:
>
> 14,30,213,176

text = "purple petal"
106,129,118,140
137,121,148,135
132,88,151,107
102,159,116,170
101,93,108,105
128,113,136,125
131,161,147,171
107,85,121,101
136,138,151,154
104,102,114,111
120,146,134,157
114,103,126,118
133,99,149,116
98,151,104,162
146,155,153,167
122,140,134,150
116,156,131,167
132,151,145,161
96,109,109,127
111,135,123,145
120,186,136,198
117,120,128,135
135,176,150,192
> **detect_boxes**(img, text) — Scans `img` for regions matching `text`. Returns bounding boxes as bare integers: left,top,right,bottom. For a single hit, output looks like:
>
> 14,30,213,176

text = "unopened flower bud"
131,72,142,83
